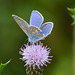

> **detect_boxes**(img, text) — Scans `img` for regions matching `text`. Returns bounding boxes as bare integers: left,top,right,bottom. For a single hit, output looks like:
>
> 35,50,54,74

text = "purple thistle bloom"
19,42,52,70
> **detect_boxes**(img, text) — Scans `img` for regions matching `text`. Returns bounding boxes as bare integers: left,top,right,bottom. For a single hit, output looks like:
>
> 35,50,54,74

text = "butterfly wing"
30,10,44,28
12,15,29,36
40,22,53,37
28,26,44,42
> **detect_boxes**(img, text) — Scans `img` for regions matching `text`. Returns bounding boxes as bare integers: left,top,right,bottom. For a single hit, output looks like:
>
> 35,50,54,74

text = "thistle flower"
19,42,52,75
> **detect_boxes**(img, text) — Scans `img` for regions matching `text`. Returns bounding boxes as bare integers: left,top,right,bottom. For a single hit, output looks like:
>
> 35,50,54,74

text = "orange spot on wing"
33,27,40,32
41,34,44,37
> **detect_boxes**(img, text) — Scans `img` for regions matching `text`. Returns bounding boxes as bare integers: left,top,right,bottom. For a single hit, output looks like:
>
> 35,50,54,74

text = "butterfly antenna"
24,38,28,44
21,38,28,48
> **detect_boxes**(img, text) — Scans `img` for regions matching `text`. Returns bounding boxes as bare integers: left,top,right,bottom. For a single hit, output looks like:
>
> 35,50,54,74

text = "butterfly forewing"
30,10,44,28
12,15,29,36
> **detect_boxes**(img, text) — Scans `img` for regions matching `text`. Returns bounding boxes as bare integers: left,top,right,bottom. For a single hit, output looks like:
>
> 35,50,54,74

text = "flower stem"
73,24,75,75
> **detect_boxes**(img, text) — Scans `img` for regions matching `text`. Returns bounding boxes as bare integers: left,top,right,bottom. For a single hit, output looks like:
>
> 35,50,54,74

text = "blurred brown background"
0,0,74,75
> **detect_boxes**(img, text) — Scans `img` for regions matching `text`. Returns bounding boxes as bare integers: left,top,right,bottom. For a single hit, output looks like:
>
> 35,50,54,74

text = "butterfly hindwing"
28,26,44,42
40,22,53,37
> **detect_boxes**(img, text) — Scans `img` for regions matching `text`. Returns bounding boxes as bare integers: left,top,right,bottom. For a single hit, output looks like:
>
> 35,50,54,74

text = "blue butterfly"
12,10,53,42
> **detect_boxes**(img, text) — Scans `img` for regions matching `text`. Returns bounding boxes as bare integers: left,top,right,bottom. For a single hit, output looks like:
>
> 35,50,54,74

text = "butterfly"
12,10,53,42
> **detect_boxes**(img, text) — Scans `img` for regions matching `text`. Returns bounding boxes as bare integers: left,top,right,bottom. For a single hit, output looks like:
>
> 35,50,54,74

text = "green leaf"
0,59,11,73
68,8,75,22
67,8,75,14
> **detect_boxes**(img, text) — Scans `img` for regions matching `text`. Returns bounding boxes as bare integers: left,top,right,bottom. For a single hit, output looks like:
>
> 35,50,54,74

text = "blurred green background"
0,0,74,75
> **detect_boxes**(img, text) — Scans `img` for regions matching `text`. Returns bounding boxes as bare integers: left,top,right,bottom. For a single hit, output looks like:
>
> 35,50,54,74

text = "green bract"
0,60,11,74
